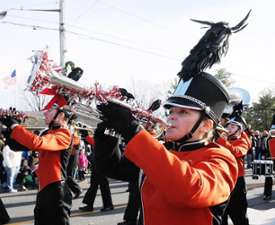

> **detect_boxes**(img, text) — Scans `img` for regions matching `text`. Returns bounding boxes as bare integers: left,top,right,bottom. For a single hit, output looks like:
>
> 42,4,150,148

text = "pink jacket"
78,153,88,170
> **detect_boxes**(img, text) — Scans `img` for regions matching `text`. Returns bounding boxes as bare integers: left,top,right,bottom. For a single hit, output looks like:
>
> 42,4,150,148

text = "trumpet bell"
26,50,89,95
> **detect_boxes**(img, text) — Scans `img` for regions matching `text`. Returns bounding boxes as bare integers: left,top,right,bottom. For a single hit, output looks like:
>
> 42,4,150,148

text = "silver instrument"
223,87,251,115
26,50,166,137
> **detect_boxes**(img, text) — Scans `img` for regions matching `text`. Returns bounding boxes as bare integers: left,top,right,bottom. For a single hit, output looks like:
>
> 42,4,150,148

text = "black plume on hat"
226,101,247,130
177,10,251,81
231,101,243,118
164,11,251,124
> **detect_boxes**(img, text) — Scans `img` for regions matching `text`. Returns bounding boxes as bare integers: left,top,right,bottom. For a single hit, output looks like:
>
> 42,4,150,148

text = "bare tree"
167,77,179,97
24,92,49,111
214,68,235,87
128,78,168,109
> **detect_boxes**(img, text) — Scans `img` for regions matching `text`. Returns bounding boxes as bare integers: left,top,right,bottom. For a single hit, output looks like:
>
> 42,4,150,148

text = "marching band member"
263,114,275,200
1,103,75,225
93,11,251,225
95,71,239,225
216,113,251,225
79,132,114,212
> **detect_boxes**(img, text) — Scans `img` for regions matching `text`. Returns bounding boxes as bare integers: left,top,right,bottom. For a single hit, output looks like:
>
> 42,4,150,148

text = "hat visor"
226,120,243,129
163,96,203,111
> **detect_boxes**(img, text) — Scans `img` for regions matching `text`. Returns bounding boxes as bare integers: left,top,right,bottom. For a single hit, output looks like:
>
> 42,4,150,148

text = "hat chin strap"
176,113,204,143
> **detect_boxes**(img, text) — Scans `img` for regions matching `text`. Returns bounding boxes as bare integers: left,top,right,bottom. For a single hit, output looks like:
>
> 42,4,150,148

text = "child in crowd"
16,159,35,190
78,148,88,181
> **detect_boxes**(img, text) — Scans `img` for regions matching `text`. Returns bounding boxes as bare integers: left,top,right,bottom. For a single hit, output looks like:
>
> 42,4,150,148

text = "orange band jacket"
10,125,71,190
96,129,239,225
216,132,251,177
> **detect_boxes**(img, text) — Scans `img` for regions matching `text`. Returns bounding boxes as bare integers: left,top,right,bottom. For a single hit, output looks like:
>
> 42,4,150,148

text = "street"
1,179,129,225
2,170,275,225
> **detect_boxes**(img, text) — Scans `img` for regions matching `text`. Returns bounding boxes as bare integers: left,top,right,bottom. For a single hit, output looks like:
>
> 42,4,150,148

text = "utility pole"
59,0,65,67
0,0,66,67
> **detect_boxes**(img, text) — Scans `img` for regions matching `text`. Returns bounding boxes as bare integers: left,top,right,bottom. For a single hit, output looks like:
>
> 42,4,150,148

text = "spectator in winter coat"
2,144,22,192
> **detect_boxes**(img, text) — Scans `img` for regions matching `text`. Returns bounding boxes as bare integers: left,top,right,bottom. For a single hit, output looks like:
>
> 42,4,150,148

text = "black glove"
93,122,121,173
97,101,141,142
0,116,19,129
0,120,12,140
94,122,119,158
0,122,7,133
0,120,26,151
81,130,89,138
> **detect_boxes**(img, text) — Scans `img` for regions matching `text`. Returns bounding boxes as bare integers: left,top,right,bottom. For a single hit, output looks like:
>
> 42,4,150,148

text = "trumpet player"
216,113,251,225
0,103,76,225
262,114,275,200
93,9,253,224
94,71,238,225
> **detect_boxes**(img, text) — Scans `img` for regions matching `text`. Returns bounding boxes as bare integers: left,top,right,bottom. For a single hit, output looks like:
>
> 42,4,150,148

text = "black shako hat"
164,72,229,124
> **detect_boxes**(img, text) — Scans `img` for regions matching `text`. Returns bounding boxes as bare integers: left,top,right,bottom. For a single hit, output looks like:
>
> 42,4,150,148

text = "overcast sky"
1,0,275,110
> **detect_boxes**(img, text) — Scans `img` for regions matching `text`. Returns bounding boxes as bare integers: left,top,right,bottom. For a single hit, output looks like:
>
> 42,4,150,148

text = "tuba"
26,50,167,138
229,87,251,107
223,87,251,116
217,87,251,136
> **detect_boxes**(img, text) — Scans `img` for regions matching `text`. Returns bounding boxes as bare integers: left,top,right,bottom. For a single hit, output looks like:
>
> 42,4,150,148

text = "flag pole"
15,79,17,108
13,69,17,108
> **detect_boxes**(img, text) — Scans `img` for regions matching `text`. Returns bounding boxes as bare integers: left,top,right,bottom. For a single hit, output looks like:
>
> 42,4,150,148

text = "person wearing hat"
216,114,251,225
93,11,253,225
0,103,76,225
262,114,275,200
94,71,238,225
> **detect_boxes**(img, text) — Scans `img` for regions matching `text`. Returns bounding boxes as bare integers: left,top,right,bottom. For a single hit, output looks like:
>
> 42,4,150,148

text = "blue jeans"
5,166,19,191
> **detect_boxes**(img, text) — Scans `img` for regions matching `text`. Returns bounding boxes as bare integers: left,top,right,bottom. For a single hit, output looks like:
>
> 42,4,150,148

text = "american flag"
0,69,17,89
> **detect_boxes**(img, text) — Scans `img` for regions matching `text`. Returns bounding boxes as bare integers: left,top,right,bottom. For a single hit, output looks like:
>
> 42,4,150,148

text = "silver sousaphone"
223,87,251,115
26,50,167,136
